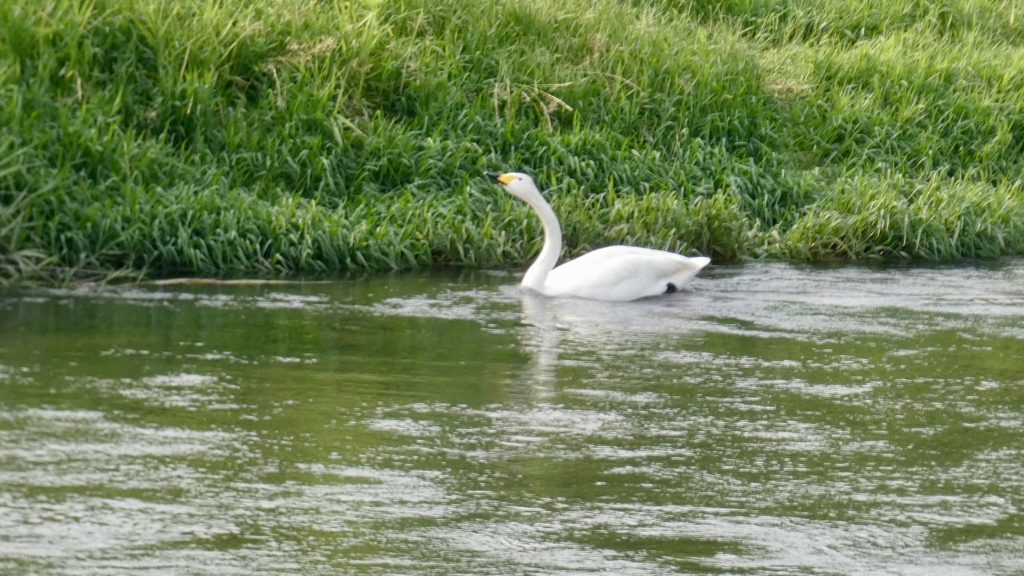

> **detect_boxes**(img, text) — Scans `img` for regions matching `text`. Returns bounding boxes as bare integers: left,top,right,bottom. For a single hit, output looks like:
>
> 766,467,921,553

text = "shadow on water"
1,260,1023,575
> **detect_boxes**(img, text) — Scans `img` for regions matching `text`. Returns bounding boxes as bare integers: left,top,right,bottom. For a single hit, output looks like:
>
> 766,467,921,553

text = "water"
1,261,1023,575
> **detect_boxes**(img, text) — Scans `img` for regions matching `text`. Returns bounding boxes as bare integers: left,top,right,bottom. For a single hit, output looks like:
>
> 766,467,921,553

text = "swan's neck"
521,190,562,293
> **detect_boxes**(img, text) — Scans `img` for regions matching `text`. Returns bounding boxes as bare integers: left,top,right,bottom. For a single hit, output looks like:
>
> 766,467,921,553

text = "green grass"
2,0,1024,282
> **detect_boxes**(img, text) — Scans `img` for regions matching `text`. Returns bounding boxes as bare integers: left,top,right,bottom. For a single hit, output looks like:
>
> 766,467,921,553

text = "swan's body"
486,171,710,301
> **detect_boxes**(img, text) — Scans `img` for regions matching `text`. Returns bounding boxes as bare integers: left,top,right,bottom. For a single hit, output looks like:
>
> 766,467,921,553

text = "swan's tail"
665,256,710,292
688,256,711,270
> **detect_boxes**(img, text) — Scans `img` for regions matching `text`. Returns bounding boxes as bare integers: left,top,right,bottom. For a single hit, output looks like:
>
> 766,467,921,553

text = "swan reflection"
513,290,708,403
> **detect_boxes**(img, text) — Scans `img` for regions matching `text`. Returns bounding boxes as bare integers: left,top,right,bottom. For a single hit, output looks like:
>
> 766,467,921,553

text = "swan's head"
485,171,540,201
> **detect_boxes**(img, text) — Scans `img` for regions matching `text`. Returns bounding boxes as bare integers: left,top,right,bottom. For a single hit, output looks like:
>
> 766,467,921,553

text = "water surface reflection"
1,260,1023,575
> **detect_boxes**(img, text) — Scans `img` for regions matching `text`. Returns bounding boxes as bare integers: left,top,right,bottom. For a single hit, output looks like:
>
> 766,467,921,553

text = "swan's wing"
544,246,710,301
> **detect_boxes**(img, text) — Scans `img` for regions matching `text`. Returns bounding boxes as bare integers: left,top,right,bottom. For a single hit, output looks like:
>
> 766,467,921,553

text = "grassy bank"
2,0,1024,282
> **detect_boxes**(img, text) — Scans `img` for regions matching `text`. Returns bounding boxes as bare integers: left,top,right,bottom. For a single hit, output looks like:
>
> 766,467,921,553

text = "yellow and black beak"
485,172,515,185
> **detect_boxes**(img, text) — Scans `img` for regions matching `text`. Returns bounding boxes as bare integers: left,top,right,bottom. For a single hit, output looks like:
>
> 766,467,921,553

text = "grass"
0,139,47,285
2,0,1024,282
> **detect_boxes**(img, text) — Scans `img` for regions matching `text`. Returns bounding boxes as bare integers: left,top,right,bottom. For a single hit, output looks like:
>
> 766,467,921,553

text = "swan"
486,171,710,301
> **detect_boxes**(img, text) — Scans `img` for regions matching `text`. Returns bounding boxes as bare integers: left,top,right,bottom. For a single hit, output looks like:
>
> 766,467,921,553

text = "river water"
1,261,1022,575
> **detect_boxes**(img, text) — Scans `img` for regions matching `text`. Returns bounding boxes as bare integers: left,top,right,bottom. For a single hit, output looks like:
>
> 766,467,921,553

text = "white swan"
486,171,710,301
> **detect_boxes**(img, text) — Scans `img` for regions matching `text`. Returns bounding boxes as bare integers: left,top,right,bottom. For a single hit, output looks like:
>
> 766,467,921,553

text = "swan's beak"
485,172,515,185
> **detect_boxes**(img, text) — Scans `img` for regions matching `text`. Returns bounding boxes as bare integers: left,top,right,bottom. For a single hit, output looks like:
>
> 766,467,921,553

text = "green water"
1,262,1023,575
